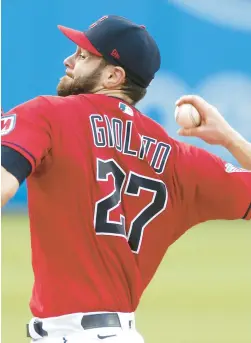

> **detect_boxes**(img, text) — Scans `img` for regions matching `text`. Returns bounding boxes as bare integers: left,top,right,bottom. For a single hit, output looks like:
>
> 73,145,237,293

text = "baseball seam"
175,108,180,124
189,105,198,127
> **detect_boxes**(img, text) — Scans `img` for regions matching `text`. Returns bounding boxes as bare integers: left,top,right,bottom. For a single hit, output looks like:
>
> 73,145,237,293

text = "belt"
26,313,132,338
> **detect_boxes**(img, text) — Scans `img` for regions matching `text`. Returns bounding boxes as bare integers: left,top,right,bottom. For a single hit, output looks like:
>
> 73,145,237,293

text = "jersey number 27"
94,159,168,253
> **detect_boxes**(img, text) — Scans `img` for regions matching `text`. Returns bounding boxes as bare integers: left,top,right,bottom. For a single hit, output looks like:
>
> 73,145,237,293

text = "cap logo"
89,15,108,29
111,49,120,59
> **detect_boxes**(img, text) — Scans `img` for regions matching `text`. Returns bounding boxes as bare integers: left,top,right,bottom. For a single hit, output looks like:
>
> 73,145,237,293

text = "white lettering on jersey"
89,114,171,174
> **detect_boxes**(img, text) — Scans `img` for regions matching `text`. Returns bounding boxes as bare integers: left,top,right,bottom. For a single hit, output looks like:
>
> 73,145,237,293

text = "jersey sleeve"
175,142,251,224
1,96,52,173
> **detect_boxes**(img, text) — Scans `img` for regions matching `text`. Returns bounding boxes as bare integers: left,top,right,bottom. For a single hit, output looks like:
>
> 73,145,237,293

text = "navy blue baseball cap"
58,15,161,88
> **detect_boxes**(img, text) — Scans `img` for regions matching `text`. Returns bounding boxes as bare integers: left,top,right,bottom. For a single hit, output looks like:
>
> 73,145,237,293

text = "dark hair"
121,77,147,105
100,58,147,104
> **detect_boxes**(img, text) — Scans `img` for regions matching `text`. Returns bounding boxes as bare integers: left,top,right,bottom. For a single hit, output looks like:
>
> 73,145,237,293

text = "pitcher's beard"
57,62,106,97
57,75,101,96
57,76,74,97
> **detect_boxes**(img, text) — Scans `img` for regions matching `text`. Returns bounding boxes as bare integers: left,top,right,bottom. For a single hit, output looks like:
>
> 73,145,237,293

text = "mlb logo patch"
1,114,16,136
119,102,134,116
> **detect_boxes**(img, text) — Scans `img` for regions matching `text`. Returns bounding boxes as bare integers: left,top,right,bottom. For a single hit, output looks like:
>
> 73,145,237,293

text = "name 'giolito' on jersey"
2,94,251,318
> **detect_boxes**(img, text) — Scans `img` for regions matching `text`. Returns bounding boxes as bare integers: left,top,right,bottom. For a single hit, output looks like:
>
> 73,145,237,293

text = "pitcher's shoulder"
40,95,96,117
40,95,88,106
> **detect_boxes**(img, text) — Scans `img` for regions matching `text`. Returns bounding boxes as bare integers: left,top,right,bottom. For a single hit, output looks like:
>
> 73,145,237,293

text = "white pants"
28,312,144,343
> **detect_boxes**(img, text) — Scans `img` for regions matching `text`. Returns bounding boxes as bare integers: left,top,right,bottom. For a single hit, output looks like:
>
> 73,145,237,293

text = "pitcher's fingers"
177,125,205,137
177,127,198,137
175,95,209,118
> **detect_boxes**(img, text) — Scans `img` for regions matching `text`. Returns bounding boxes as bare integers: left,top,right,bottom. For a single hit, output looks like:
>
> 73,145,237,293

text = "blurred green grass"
2,215,251,343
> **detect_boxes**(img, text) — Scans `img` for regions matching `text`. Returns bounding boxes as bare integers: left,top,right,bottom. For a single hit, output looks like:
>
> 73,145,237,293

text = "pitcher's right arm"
176,95,251,170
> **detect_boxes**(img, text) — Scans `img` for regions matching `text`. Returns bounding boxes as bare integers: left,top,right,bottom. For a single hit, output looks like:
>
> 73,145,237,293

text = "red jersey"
2,94,251,318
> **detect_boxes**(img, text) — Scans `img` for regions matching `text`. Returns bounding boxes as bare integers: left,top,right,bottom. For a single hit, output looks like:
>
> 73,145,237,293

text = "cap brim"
58,25,102,57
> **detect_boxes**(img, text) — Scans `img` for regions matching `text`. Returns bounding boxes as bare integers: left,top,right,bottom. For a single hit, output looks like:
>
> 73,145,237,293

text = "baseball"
175,104,201,129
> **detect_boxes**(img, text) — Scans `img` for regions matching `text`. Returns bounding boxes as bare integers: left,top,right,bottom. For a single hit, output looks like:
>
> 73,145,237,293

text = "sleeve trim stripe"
1,141,36,168
242,202,251,219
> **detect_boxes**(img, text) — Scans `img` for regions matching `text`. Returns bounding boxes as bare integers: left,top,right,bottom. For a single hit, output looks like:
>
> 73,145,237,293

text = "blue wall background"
2,0,251,209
